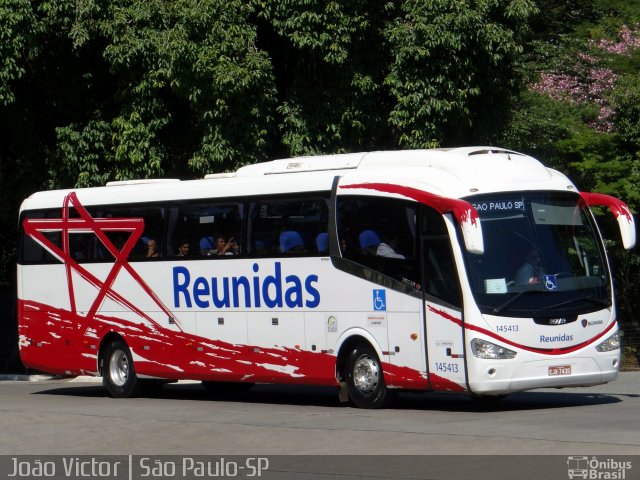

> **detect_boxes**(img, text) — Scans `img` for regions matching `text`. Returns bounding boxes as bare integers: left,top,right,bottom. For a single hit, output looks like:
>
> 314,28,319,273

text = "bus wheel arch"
336,335,397,409
99,333,141,398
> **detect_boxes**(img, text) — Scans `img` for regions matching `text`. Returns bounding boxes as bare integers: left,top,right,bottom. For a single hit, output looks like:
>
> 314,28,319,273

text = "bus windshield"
461,191,611,317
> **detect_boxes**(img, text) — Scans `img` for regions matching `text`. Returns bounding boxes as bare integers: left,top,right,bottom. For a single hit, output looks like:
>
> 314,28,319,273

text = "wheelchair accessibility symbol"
373,289,386,311
544,274,558,291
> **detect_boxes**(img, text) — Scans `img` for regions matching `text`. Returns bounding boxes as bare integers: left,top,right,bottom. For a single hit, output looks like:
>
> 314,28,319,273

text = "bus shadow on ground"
33,381,625,412
402,390,624,412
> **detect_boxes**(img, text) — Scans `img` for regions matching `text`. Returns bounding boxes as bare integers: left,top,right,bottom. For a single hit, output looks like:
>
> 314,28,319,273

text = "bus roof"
20,147,577,211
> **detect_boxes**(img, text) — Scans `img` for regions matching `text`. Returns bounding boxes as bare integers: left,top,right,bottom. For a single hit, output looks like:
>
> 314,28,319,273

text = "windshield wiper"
539,295,610,311
492,290,539,315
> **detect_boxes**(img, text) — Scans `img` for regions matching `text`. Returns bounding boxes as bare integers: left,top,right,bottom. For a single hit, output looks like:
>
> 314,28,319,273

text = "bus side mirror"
461,219,484,254
581,192,636,250
450,201,484,255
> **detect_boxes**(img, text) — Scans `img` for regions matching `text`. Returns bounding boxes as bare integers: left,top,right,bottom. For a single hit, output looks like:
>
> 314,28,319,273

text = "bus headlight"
595,332,621,352
470,338,517,359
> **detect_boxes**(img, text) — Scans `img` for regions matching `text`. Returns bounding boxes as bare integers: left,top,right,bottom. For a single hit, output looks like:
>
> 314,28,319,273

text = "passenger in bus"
515,248,545,285
176,239,190,257
340,237,349,254
146,238,160,258
376,232,405,259
205,234,239,256
359,230,380,255
280,231,306,253
338,229,354,256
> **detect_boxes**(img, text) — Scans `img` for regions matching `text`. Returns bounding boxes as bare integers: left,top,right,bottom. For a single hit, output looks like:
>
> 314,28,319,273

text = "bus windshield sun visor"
339,182,484,254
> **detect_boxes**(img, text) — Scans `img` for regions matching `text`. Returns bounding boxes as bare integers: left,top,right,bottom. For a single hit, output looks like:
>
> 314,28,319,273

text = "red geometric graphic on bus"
22,192,177,331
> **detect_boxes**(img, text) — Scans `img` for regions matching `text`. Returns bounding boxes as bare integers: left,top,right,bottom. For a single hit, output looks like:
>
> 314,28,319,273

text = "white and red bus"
17,147,636,407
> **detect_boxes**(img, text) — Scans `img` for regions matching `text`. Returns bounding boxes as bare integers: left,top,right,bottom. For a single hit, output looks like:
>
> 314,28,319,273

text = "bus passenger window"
84,204,166,261
248,196,329,257
167,202,243,259
421,206,461,307
337,196,419,288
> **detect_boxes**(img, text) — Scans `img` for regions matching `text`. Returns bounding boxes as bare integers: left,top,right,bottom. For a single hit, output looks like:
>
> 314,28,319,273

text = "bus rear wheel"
102,338,141,398
345,345,397,409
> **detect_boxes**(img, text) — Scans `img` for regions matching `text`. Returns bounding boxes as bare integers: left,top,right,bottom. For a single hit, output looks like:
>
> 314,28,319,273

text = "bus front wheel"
102,338,140,398
345,345,396,409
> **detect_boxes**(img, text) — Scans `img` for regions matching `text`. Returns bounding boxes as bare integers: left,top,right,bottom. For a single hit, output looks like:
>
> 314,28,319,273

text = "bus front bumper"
468,353,620,395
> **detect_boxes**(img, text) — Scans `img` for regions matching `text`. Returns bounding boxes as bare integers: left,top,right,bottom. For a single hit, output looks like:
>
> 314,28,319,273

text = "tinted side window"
20,205,166,264
248,197,329,256
337,196,419,287
20,209,63,265
167,202,243,258
421,206,461,306
82,205,166,262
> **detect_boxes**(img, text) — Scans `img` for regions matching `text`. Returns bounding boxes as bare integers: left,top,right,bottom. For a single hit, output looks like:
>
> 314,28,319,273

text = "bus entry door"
424,300,467,392
421,229,468,393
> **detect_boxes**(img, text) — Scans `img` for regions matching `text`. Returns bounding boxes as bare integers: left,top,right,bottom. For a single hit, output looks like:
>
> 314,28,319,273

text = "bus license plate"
548,365,571,376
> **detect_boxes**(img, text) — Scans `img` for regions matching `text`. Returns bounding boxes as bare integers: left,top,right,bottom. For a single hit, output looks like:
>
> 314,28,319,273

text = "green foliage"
592,0,640,26
256,0,392,155
385,0,537,147
55,113,166,188
255,0,537,154
557,129,632,195
59,0,277,180
0,0,38,106
526,1,601,40
2,0,538,189
501,91,583,167
259,0,373,65
612,73,640,150
610,73,640,211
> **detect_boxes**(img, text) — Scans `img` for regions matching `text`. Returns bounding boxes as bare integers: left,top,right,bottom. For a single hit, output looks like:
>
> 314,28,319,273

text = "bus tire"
102,338,141,398
345,345,397,409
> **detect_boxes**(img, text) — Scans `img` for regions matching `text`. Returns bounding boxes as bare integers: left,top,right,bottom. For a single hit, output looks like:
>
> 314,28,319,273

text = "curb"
0,374,102,382
0,374,201,384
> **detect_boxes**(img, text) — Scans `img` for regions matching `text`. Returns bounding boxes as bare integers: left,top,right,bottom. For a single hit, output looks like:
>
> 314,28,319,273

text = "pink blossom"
530,25,639,134
592,24,640,55
589,105,615,134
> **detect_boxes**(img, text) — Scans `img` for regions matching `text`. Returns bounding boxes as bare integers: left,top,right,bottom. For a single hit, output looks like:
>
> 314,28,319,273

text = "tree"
385,0,537,148
53,0,277,185
256,0,393,155
0,0,41,288
257,0,537,153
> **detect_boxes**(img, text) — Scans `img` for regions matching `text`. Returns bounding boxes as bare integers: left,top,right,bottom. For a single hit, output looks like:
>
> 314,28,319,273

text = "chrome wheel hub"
109,350,129,387
353,355,379,394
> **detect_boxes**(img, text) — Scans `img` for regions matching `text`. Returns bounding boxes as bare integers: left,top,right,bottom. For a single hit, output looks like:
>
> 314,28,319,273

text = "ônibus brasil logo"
567,456,632,479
